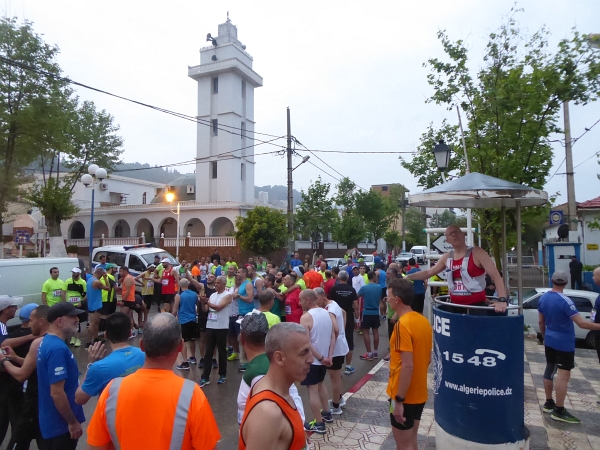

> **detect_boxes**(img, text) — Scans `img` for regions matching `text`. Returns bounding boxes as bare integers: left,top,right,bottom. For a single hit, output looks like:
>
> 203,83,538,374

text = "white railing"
67,239,100,247
188,236,236,247
102,238,140,246
163,238,186,247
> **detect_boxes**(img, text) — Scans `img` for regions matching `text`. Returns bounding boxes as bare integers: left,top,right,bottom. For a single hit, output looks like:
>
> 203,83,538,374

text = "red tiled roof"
578,196,600,209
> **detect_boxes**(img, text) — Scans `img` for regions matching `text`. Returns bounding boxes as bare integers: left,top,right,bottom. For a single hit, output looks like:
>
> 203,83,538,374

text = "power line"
547,157,566,182
572,117,600,146
305,159,342,184
299,149,415,154
574,151,600,169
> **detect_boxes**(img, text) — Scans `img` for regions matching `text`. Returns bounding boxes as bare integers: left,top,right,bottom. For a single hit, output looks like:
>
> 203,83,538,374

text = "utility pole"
564,101,577,232
287,107,294,259
456,105,474,246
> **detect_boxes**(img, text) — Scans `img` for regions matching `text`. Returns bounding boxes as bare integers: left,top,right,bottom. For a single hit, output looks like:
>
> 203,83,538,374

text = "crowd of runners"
1,226,599,449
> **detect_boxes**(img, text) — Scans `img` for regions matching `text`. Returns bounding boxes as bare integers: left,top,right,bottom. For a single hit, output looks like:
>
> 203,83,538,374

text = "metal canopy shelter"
409,172,548,310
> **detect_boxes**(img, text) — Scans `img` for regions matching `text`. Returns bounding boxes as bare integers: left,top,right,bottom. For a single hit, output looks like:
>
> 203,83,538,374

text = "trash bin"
433,303,529,449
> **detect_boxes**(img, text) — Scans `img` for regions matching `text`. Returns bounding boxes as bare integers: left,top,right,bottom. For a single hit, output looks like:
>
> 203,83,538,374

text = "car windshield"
522,289,538,302
141,252,178,265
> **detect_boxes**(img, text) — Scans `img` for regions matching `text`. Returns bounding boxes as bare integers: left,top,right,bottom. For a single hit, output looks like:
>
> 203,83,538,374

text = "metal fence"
506,265,546,289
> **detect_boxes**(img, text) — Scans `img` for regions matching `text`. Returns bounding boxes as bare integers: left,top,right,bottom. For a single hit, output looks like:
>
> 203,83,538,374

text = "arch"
113,219,131,238
159,217,178,238
69,221,85,239
92,220,109,238
134,218,154,240
184,218,206,237
210,217,234,237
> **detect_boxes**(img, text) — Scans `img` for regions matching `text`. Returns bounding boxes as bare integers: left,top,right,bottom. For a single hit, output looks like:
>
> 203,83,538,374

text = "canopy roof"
409,172,548,209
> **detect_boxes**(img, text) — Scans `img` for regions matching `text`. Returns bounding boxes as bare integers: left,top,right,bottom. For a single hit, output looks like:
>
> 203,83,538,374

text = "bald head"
265,322,308,361
141,313,181,358
593,267,600,286
299,289,317,303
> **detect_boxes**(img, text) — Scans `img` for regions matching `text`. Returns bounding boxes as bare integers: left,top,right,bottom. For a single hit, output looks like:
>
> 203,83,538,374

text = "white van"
91,244,179,291
409,246,429,265
0,257,80,326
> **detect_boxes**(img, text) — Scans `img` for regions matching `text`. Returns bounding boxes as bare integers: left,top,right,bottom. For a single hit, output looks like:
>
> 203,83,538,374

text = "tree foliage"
355,189,398,243
401,11,600,266
235,206,288,256
403,207,427,247
295,177,337,243
384,229,402,252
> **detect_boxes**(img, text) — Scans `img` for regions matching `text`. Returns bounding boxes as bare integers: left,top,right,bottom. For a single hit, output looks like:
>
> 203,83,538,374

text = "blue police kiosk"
410,172,548,449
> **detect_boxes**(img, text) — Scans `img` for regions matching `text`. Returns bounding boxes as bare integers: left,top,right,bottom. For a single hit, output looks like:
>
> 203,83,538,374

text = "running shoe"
542,399,556,413
199,378,210,388
227,352,239,361
343,366,355,375
198,358,205,369
212,358,218,369
129,330,137,339
188,357,197,365
372,352,378,359
73,338,81,347
226,346,233,355
551,408,580,424
321,410,333,423
328,397,347,408
238,364,247,372
177,362,190,370
359,353,373,361
69,337,76,346
330,406,343,415
383,354,390,362
217,376,226,384
357,329,363,335
304,420,326,434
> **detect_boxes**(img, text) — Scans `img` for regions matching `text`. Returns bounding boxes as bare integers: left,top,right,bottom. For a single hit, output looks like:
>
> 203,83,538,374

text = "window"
211,161,218,179
381,186,388,192
569,296,593,313
106,252,126,267
142,192,147,204
212,77,218,94
242,80,246,98
129,255,145,273
212,119,218,136
522,294,540,310
241,163,245,181
241,121,245,140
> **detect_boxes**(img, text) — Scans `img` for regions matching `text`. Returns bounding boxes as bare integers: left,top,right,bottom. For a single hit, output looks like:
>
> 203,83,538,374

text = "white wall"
71,176,162,209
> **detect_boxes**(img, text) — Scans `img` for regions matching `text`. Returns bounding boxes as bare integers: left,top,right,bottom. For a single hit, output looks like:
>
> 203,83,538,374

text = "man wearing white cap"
62,267,87,347
154,258,179,314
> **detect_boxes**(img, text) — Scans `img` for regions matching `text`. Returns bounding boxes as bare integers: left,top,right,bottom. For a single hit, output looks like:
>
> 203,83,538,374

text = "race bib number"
146,281,154,288
452,280,467,292
285,305,292,315
53,290,62,297
162,279,169,286
69,296,80,304
208,312,218,322
591,309,597,322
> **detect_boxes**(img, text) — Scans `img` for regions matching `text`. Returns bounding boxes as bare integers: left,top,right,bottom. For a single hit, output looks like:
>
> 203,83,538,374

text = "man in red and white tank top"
157,258,179,314
406,225,507,313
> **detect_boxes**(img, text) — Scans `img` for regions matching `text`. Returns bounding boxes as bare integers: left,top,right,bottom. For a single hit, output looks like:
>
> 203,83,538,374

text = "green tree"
355,189,398,244
332,211,365,248
295,177,337,244
402,12,600,267
384,229,402,253
403,207,427,247
235,206,288,257
0,17,70,240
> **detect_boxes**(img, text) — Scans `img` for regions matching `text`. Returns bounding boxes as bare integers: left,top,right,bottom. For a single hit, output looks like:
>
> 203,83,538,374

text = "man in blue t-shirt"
174,279,200,370
37,303,86,449
290,252,303,269
377,264,387,318
538,270,600,424
357,271,382,361
407,258,426,314
75,312,144,405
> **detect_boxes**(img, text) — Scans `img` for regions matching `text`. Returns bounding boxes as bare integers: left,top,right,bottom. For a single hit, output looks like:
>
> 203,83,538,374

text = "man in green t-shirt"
62,267,87,346
226,265,236,289
41,267,64,306
224,256,238,273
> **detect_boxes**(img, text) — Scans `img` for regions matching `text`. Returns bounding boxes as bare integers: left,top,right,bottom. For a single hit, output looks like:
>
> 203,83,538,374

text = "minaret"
188,17,263,204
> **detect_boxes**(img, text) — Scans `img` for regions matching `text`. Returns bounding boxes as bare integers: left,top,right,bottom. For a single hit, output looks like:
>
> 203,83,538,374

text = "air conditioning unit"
99,182,108,190
187,184,195,194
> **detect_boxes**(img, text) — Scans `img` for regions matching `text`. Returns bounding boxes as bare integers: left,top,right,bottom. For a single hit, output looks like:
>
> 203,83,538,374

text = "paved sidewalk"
308,338,600,450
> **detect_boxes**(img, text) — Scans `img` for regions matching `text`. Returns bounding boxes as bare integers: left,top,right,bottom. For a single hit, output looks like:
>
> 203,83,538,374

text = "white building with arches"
62,18,260,248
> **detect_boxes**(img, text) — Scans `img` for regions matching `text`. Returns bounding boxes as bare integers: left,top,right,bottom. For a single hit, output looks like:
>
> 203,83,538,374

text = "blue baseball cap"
17,303,39,320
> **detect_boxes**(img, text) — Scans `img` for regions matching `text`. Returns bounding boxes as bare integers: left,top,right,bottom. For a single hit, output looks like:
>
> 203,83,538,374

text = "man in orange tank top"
406,225,507,314
118,267,137,335
239,322,312,450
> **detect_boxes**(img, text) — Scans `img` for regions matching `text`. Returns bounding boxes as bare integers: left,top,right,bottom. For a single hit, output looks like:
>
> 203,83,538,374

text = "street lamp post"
81,164,107,270
286,153,310,260
165,190,180,261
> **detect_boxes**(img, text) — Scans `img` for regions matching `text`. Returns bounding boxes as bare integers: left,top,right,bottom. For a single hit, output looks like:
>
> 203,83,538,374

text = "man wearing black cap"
538,270,600,424
37,303,86,449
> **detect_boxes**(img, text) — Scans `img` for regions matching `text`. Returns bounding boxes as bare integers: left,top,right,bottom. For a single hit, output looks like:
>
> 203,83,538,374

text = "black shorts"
301,364,328,386
198,317,208,333
228,315,241,337
361,314,380,330
162,294,175,304
181,321,199,342
344,318,355,351
327,355,345,371
122,301,136,310
545,345,575,371
99,301,117,316
389,401,426,430
143,294,155,308
381,287,387,300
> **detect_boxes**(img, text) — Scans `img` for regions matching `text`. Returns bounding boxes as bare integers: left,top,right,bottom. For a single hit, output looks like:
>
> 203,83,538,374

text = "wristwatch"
395,395,405,403
497,297,508,303
318,355,324,362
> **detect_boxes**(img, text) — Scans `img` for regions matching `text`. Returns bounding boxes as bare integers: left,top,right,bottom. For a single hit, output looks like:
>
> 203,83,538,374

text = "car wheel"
585,331,596,349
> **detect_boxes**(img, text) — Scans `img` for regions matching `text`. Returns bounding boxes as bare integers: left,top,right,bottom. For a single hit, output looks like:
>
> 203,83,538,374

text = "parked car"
360,255,375,269
409,246,429,265
395,252,414,263
325,258,346,270
521,288,598,348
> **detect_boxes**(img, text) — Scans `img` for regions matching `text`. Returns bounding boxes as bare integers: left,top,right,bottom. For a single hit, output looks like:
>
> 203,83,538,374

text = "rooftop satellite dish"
557,224,569,239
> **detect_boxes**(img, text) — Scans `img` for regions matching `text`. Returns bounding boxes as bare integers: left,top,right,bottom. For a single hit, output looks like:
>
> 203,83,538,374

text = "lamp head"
302,155,310,163
433,139,451,172
81,174,93,187
165,191,175,203
88,164,99,176
95,168,107,181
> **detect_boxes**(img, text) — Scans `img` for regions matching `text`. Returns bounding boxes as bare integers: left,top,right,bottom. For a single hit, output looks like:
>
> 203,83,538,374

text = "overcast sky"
6,0,600,205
